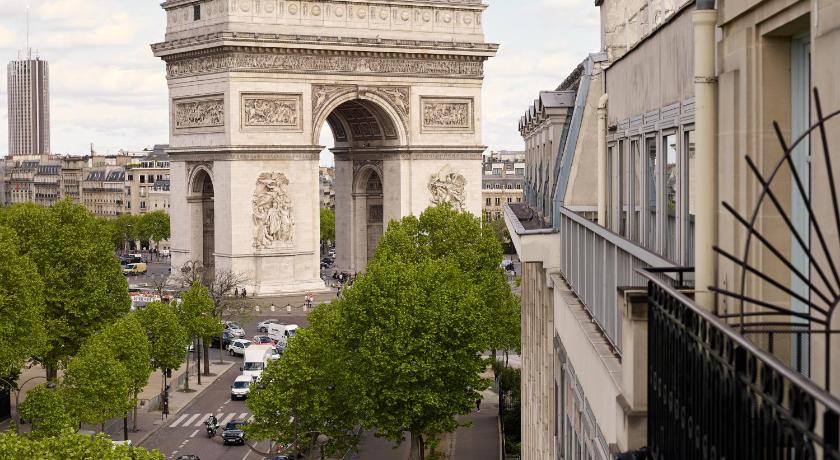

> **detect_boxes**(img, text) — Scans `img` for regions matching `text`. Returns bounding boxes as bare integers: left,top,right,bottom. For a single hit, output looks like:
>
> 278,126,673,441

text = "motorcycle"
205,420,219,438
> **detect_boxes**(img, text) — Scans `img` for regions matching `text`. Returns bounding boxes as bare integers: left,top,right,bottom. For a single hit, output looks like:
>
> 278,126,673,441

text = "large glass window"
664,133,679,262
632,140,642,243
645,137,658,250
684,130,696,266
618,140,627,236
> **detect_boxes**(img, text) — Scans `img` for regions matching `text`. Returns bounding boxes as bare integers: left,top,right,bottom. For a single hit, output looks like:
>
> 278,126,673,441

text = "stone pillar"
693,4,718,310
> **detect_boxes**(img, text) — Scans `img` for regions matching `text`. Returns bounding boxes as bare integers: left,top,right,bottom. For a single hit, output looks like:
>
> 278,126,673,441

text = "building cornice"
161,0,488,11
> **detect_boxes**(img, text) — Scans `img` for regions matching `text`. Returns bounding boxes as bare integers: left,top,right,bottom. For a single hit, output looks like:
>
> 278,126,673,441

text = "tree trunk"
203,340,211,375
184,348,190,391
409,431,424,460
132,389,139,431
196,338,201,385
218,333,225,364
46,363,57,382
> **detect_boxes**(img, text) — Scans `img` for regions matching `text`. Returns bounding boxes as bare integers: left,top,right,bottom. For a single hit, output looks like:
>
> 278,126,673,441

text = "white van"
230,374,252,400
241,346,272,381
267,323,299,344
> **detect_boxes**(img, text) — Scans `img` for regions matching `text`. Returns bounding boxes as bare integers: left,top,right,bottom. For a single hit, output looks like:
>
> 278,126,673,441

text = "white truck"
241,345,272,381
267,323,299,345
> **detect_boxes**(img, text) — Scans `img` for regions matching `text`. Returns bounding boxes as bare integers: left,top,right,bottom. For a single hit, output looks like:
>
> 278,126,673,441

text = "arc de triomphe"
153,0,496,296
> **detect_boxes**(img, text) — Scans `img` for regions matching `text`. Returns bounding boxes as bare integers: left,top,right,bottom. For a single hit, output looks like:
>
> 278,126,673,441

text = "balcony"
642,270,840,459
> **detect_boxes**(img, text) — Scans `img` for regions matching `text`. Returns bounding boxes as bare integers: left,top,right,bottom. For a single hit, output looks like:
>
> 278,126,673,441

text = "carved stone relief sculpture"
421,97,473,132
241,93,302,131
429,165,467,211
174,96,225,130
253,172,295,249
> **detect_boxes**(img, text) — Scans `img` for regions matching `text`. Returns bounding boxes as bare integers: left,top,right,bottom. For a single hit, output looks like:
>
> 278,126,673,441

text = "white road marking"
181,413,202,428
238,412,249,420
169,414,190,428
194,413,213,427
220,413,237,425
189,429,199,438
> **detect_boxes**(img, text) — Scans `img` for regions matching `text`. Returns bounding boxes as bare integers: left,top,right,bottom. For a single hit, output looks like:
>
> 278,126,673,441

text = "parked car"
253,335,275,346
175,456,200,460
257,319,281,333
123,263,148,276
227,339,252,356
211,330,235,349
230,375,252,400
275,341,287,355
267,347,281,361
222,420,247,445
224,321,246,338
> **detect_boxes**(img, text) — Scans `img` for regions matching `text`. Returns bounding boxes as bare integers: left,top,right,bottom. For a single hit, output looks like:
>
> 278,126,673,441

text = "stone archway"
186,166,215,276
154,0,496,296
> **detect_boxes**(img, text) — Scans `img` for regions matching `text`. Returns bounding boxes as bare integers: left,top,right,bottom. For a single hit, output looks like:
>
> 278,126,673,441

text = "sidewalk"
452,369,501,460
1,357,234,446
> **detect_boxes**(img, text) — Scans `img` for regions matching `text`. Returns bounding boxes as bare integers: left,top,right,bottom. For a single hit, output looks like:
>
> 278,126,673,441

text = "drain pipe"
597,93,609,227
694,0,718,310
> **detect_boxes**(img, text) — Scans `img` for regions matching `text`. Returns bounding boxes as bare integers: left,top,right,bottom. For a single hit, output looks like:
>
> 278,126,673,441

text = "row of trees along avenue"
245,205,521,460
105,210,170,252
0,200,213,459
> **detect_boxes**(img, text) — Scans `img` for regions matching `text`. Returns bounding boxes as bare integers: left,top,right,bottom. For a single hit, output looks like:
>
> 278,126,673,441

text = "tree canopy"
0,431,165,459
320,208,336,242
138,211,170,245
0,201,131,377
62,336,133,426
246,205,520,460
18,384,75,439
137,301,189,373
0,226,47,378
99,313,153,400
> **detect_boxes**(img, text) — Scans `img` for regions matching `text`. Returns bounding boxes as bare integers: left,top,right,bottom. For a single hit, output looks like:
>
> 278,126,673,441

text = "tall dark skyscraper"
7,55,50,156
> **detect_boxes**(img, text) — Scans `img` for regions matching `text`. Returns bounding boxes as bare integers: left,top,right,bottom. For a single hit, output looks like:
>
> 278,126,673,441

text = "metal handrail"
640,267,840,415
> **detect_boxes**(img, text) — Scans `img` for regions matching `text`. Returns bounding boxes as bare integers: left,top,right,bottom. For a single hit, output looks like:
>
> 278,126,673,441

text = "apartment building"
125,148,171,215
482,150,525,221
59,156,89,203
82,168,127,218
33,164,61,207
506,1,840,458
319,167,336,210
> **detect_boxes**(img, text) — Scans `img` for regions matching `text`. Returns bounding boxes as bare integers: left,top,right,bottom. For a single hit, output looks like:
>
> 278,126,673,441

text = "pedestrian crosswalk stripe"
169,414,190,428
168,412,251,428
219,413,237,426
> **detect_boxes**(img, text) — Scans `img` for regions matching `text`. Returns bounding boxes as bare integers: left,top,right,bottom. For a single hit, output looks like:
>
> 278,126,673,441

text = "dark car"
222,420,247,445
211,330,235,349
175,456,200,460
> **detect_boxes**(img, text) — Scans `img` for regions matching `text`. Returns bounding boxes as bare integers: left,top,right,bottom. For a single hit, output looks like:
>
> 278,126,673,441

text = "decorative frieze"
241,93,302,132
167,52,483,79
253,172,295,249
173,95,225,133
429,165,467,211
421,97,474,133
365,86,410,126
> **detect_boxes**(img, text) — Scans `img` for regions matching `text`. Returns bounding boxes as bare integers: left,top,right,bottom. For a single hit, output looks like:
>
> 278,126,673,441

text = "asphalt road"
141,315,309,460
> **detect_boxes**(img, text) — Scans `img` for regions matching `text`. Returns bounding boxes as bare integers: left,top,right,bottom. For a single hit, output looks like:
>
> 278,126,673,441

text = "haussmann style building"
506,0,840,458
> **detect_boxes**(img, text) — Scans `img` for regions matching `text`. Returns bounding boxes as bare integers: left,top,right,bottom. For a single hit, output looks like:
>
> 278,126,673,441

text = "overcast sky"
0,0,600,159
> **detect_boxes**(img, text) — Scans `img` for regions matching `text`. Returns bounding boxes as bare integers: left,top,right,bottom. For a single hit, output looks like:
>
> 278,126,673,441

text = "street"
141,314,309,460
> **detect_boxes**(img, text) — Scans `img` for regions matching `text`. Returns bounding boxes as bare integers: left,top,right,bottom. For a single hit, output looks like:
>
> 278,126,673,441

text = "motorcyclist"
205,415,219,436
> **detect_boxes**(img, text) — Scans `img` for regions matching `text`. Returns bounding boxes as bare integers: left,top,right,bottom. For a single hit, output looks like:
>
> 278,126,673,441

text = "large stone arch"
154,0,496,296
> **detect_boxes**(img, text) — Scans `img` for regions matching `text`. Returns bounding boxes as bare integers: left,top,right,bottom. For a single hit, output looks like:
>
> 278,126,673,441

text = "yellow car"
123,263,148,276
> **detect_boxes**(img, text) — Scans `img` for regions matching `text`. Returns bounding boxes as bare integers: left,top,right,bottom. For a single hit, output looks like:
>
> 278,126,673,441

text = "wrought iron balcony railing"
642,270,840,460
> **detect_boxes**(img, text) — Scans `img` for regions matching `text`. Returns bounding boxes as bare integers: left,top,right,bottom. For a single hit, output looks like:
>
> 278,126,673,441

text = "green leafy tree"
137,301,189,394
320,208,336,242
99,313,153,431
0,226,47,378
18,384,75,438
174,283,223,391
0,431,166,459
63,337,133,429
246,303,359,457
247,205,519,460
139,211,170,249
0,201,131,379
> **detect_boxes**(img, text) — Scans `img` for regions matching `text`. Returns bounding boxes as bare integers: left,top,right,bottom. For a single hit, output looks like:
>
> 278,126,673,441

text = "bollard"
255,305,260,312
286,304,291,313
271,304,275,312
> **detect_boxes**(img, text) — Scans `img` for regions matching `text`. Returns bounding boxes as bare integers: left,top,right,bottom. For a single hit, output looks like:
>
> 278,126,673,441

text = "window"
140,201,146,209
684,130,696,265
493,168,502,175
507,197,513,203
618,140,627,236
193,4,201,20
486,198,491,206
645,137,659,251
517,197,521,203
664,133,679,261
495,198,501,206
631,140,642,243
606,145,614,230
140,175,145,184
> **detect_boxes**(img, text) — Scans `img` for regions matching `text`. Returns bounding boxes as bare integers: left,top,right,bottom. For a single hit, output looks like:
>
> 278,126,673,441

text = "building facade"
7,57,50,156
319,167,336,210
506,0,840,459
82,168,127,218
125,148,171,215
33,163,61,207
482,150,524,221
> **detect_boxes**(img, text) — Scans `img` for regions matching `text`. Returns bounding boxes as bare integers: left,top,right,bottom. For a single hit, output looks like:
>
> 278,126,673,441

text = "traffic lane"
141,316,309,459
126,262,172,285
